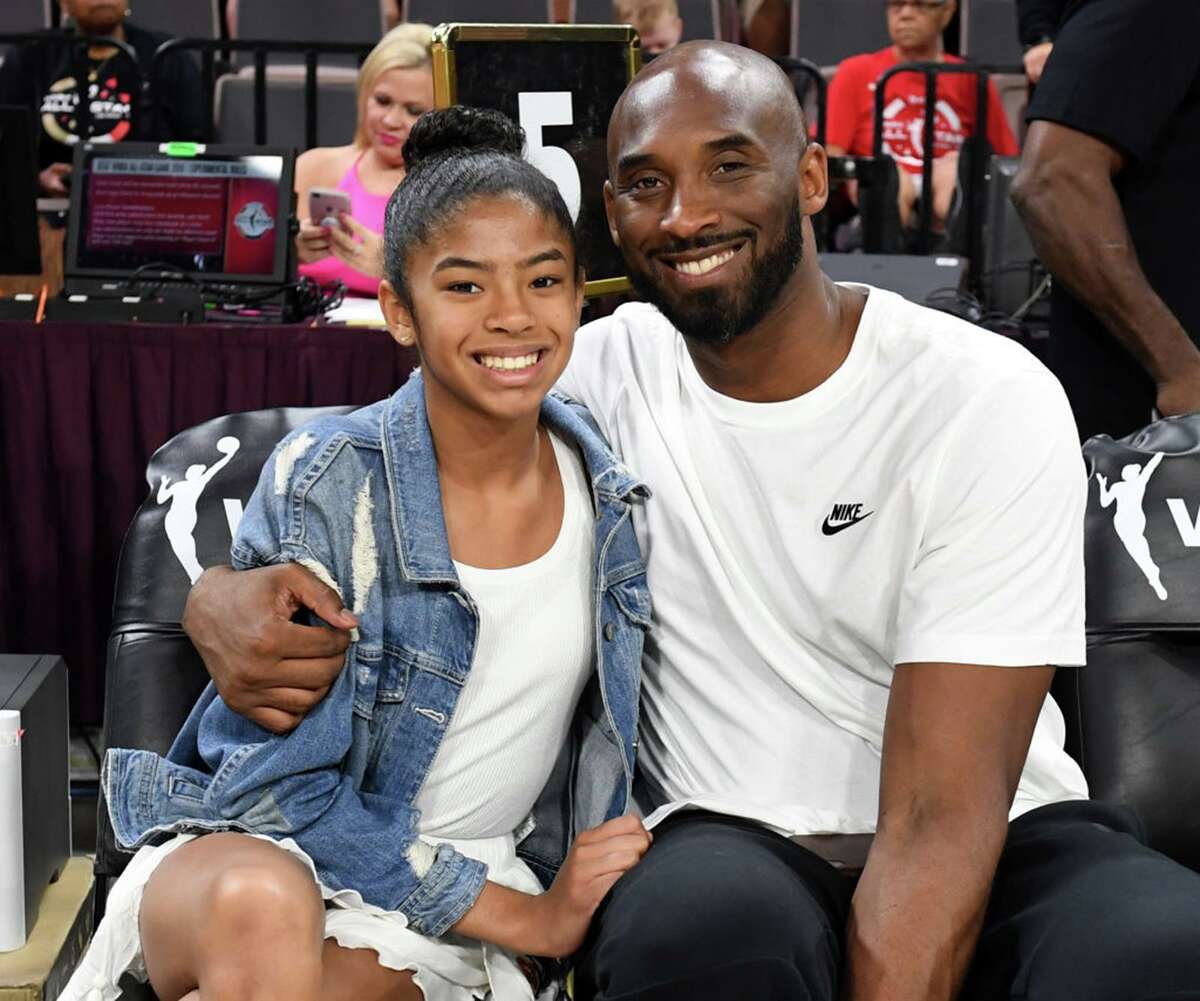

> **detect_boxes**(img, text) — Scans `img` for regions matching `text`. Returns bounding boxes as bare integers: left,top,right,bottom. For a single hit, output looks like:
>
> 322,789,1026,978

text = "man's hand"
1155,361,1200,419
182,564,358,734
1022,41,1053,84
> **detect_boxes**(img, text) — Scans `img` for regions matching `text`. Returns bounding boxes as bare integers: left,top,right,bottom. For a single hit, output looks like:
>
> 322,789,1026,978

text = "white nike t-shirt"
556,285,1089,835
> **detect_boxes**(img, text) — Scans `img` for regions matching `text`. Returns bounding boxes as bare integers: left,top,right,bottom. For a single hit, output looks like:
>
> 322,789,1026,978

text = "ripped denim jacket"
103,372,651,937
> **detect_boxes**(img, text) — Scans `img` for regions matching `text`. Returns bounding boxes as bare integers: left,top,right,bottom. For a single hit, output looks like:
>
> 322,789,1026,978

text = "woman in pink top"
296,23,434,297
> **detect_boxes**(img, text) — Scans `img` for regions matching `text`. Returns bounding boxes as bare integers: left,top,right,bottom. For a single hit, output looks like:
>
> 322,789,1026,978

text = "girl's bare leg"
140,832,422,1001
156,943,421,1001
140,833,326,1001
320,940,421,1001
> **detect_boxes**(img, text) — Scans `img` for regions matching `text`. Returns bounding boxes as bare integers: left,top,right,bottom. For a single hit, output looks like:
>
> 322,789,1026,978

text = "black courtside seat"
1055,414,1200,871
95,406,356,1001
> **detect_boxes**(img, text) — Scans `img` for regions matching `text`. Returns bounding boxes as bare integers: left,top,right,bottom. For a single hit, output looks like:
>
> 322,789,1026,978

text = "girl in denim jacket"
64,108,653,1001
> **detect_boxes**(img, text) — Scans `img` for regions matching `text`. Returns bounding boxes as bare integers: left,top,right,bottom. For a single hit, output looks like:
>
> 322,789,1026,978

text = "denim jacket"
104,372,651,938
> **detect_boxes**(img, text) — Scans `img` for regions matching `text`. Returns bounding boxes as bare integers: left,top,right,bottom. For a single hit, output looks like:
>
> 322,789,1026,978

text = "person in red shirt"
825,0,1018,231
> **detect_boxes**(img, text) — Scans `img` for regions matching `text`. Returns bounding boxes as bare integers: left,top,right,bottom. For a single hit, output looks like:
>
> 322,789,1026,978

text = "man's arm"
844,661,1054,1001
1012,120,1200,417
182,563,357,733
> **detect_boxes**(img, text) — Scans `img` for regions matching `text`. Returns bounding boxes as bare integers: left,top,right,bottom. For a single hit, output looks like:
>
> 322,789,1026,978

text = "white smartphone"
308,187,352,228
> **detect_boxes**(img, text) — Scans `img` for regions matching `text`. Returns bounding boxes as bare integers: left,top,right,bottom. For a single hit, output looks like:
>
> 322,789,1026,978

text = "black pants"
573,802,1200,1001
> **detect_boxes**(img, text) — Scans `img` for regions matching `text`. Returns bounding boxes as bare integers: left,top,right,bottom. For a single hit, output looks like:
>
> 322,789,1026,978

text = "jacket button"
603,622,616,641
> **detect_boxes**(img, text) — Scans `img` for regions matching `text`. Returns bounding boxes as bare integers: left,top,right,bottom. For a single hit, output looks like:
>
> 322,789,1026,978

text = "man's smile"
655,239,749,285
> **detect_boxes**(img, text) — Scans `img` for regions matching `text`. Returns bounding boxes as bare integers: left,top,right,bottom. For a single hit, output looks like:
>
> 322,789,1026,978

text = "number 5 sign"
519,91,582,223
431,23,641,296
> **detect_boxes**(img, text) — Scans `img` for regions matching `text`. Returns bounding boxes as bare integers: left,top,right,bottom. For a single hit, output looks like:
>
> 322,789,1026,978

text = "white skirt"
61,831,553,1001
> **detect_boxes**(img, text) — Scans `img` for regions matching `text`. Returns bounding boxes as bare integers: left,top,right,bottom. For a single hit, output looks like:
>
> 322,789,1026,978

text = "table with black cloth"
0,320,419,725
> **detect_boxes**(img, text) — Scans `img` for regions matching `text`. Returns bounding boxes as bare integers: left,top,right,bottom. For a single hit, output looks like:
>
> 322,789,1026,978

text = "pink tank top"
299,154,394,298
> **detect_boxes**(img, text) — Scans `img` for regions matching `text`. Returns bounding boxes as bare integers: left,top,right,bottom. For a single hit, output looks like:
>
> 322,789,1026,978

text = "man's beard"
623,196,804,347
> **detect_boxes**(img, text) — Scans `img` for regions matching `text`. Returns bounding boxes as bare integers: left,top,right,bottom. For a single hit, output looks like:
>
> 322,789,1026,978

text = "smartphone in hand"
308,187,352,228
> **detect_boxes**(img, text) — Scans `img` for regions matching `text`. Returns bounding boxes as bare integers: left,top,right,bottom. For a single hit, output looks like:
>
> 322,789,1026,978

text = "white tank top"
414,430,595,840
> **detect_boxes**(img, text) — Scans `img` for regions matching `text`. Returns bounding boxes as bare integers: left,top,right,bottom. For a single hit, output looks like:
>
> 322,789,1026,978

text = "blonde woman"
296,22,434,296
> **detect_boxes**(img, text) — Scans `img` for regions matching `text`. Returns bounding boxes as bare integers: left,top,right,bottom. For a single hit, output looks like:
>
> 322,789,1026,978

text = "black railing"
149,38,375,149
773,55,827,148
826,154,903,254
872,60,1022,270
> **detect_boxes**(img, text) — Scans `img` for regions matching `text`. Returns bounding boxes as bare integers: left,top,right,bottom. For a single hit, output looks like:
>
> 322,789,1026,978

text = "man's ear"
799,142,830,218
603,179,620,248
379,280,417,348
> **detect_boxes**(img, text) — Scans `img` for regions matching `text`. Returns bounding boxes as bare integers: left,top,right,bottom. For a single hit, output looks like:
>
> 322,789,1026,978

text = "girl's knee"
204,854,323,939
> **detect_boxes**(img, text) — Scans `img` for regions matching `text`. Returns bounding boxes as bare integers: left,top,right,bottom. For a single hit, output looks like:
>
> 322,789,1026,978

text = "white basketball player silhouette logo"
1096,451,1167,601
157,436,240,583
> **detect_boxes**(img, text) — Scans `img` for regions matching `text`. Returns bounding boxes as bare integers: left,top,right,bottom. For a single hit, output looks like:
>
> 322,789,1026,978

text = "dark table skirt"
0,319,418,723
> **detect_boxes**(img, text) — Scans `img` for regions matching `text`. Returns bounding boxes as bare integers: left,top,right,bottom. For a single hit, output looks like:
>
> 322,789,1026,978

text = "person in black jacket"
1013,0,1200,440
0,0,204,195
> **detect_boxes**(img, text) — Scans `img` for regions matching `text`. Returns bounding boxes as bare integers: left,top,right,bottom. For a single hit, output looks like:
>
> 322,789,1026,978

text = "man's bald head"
601,41,824,352
608,41,806,170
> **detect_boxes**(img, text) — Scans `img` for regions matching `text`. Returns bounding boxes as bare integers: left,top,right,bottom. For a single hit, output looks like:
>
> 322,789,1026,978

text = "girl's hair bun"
402,106,524,170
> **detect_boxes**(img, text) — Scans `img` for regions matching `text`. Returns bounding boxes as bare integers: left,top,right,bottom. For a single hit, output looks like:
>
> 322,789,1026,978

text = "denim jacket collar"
381,372,649,585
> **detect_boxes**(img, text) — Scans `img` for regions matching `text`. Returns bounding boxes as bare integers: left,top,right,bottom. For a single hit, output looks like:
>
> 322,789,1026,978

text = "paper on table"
0,710,25,952
324,297,387,327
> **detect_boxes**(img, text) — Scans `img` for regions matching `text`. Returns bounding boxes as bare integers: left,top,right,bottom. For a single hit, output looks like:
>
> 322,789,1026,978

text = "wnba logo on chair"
1095,451,1200,601
157,436,245,583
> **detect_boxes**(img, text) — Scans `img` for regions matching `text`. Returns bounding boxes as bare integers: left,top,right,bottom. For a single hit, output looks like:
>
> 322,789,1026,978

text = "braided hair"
383,106,580,305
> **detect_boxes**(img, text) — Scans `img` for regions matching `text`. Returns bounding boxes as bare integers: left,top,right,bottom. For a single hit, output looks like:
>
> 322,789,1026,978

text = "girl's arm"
453,816,650,958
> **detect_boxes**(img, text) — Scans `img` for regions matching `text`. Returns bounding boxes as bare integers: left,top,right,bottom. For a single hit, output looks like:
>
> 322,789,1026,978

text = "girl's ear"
379,279,417,348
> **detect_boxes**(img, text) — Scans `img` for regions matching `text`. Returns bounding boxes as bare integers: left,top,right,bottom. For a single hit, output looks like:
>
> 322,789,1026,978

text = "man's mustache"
650,230,756,260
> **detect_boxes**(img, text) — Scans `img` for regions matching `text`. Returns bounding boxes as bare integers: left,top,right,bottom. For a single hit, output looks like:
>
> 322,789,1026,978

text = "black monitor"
64,141,295,293
0,106,42,276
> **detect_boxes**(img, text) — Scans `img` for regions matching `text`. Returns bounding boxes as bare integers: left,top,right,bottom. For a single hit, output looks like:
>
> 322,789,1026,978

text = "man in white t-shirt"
184,42,1200,1001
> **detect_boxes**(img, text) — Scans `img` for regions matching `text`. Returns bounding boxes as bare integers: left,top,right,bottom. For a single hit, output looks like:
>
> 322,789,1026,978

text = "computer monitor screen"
66,142,295,286
0,105,42,276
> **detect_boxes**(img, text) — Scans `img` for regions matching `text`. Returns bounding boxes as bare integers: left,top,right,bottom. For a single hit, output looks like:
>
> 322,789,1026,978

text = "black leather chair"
97,405,359,998
1054,414,1200,871
96,406,358,904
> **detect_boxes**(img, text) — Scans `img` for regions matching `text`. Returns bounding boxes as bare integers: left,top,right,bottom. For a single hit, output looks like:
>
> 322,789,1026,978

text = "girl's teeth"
480,352,539,370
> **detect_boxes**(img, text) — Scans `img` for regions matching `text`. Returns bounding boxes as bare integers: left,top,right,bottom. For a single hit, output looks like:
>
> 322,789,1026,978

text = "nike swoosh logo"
821,511,874,536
